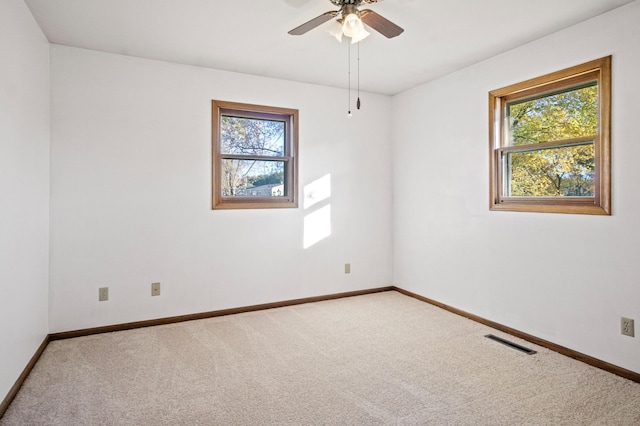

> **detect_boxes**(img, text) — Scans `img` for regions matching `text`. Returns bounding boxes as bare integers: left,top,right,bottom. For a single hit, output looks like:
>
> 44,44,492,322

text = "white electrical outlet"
345,263,351,274
151,282,161,297
98,287,109,302
621,317,635,337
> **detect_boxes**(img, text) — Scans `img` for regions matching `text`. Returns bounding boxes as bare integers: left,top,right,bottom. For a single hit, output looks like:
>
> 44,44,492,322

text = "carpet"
2,291,639,425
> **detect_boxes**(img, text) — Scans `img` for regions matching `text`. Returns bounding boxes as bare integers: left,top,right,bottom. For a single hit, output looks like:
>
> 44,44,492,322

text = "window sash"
220,112,289,158
498,137,597,201
220,158,290,198
496,123,601,205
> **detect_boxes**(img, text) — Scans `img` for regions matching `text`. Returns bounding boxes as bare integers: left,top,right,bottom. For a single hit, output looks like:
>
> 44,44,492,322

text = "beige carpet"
2,291,640,425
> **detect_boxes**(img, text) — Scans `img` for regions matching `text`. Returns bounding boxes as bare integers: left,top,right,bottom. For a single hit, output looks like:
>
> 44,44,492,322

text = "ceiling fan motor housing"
330,0,379,7
341,4,359,19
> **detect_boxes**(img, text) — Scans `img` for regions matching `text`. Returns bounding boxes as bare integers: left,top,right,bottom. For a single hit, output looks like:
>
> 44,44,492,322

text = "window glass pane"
505,143,594,197
220,116,285,157
507,83,598,146
221,159,286,197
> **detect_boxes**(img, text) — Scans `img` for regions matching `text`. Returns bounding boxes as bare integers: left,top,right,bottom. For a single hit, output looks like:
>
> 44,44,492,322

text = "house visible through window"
212,100,298,209
489,56,611,215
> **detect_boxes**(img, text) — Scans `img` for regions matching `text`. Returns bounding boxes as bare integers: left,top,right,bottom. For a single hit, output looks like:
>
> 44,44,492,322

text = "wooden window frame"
489,56,611,215
212,100,299,210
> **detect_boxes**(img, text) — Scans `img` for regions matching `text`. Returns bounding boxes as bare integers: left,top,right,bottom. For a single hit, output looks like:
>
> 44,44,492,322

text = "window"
212,100,298,209
489,56,611,215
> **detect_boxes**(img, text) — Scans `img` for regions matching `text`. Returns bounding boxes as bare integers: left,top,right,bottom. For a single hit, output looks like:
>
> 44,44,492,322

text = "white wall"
49,45,393,333
393,1,640,373
0,0,50,401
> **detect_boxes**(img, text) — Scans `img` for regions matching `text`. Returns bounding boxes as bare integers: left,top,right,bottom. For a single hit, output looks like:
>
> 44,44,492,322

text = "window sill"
490,199,610,215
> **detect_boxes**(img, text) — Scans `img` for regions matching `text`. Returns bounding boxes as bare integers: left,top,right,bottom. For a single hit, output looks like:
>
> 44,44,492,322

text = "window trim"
489,56,611,215
212,100,299,210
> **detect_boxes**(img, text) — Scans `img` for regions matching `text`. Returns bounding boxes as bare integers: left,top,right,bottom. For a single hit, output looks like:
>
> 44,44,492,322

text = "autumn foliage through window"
507,83,597,197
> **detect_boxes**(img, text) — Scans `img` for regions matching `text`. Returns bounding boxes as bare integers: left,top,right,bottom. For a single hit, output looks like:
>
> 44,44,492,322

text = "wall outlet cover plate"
621,317,635,337
151,282,161,296
98,287,109,302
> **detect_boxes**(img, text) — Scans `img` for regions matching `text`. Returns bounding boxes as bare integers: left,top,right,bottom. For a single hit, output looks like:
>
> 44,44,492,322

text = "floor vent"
485,334,537,355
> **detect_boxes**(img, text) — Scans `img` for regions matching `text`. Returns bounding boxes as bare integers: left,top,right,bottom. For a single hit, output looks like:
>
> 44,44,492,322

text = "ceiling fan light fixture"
341,13,370,43
328,20,344,42
349,26,370,44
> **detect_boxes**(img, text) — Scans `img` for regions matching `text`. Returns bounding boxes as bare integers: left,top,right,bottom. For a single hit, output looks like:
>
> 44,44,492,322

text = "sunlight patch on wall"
304,205,332,249
303,174,332,249
304,174,331,209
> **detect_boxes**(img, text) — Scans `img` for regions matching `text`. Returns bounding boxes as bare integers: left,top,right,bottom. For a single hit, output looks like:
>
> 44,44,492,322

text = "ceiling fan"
288,0,404,42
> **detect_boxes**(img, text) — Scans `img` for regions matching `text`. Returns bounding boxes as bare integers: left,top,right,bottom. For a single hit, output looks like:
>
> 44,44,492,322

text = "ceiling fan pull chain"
357,42,361,110
348,41,352,117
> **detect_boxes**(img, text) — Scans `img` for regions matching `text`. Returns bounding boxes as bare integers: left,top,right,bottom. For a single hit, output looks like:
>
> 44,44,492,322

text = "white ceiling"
24,0,634,95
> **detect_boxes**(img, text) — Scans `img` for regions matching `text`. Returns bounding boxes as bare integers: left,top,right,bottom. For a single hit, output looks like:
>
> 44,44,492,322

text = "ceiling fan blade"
360,9,404,38
288,11,338,35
